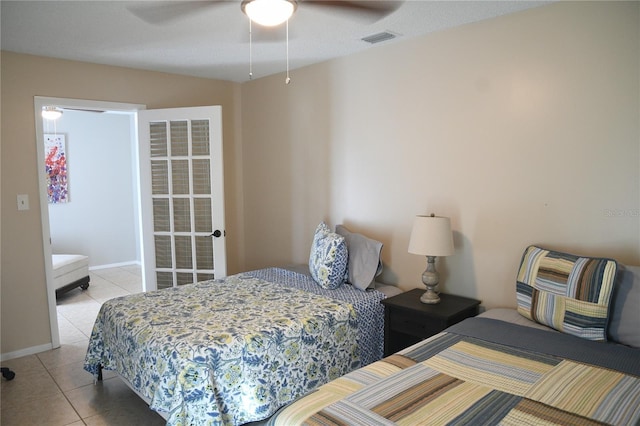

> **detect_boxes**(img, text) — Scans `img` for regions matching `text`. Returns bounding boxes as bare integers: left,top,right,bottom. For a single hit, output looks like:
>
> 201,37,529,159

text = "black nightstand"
381,289,481,356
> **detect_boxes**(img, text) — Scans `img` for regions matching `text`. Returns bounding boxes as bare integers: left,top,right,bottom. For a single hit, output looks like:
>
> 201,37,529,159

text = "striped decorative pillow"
516,245,617,341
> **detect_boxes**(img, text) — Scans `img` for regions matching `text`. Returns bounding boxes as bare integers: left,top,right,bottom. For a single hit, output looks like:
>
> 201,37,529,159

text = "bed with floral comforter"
84,268,385,426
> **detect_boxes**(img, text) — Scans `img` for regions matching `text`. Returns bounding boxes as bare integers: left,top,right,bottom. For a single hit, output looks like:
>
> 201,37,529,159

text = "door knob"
210,230,223,238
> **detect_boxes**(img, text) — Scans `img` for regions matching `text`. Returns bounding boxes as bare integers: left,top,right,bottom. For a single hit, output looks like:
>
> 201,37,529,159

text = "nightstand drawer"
388,309,445,338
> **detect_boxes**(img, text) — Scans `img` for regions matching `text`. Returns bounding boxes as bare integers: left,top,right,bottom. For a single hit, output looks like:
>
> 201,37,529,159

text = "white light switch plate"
17,194,29,211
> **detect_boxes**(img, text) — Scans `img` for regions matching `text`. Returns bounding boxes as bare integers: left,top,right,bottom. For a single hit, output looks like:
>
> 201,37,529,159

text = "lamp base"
420,287,440,304
420,256,440,304
420,256,440,305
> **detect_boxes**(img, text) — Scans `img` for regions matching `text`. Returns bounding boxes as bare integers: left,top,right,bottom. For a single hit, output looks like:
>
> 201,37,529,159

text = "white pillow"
335,224,383,291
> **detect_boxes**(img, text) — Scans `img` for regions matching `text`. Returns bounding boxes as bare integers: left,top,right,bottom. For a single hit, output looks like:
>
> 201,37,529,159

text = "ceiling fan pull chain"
249,19,253,80
285,19,291,84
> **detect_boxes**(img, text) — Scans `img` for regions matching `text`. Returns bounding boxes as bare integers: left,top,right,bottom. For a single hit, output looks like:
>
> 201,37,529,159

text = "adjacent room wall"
241,1,640,308
47,110,139,267
1,53,244,357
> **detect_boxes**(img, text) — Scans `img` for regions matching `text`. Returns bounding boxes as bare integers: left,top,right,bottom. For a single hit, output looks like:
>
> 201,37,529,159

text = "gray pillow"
608,264,640,348
335,224,383,291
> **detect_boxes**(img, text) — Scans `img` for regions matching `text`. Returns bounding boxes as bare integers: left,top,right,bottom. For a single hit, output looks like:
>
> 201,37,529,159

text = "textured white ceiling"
1,1,549,83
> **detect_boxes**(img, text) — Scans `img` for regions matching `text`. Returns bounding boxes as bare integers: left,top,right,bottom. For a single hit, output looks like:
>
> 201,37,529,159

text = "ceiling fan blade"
302,1,402,22
128,1,224,25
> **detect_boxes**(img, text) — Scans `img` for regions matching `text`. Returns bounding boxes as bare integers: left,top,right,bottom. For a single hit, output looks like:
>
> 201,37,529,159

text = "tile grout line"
57,267,135,424
54,265,141,425
1,265,143,426
35,354,88,426
90,268,141,295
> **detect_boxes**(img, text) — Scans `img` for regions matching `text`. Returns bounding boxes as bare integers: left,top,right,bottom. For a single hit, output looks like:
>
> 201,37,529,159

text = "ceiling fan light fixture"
242,0,297,27
42,106,63,120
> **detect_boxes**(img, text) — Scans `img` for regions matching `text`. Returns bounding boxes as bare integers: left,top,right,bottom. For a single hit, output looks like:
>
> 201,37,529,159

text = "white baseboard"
1,342,55,362
89,260,141,271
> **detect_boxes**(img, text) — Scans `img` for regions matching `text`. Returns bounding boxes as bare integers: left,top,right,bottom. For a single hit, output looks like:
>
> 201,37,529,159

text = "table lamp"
408,214,454,304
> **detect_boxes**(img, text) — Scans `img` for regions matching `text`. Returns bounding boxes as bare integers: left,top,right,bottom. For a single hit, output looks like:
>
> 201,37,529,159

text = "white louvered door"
138,106,226,291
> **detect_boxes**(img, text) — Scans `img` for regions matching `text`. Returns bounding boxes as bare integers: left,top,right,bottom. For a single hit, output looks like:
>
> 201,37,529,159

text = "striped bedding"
269,317,640,425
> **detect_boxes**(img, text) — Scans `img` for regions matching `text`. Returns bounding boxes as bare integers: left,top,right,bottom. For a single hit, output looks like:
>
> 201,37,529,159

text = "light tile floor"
0,265,166,426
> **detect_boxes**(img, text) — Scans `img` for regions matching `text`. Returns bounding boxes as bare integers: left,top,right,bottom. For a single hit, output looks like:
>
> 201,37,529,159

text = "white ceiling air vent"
361,31,397,44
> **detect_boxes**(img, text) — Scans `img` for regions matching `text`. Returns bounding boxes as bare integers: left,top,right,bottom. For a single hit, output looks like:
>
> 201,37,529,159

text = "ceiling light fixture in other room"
42,106,63,120
242,0,297,27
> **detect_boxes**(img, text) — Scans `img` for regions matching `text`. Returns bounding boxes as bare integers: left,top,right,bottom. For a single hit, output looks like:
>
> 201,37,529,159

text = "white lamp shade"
408,215,454,256
242,0,296,26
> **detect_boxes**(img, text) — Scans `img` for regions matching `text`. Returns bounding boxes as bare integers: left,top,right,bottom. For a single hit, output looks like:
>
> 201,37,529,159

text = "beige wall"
2,1,639,358
0,53,245,355
241,2,640,307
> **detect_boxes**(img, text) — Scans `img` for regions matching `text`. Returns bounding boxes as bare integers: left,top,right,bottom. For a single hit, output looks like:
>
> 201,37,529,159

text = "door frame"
34,96,145,349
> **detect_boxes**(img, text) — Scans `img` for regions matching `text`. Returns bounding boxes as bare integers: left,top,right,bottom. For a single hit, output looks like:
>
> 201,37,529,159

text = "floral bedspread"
84,271,368,425
247,267,385,366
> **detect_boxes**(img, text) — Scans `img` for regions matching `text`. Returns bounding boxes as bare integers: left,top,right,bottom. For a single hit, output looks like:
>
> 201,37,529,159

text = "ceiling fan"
128,0,401,27
129,0,401,83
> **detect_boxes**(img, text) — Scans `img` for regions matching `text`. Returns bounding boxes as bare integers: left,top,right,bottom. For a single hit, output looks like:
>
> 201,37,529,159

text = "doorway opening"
34,97,146,348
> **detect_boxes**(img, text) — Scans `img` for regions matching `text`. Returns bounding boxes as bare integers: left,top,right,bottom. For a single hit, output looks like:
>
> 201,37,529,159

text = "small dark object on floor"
1,367,16,380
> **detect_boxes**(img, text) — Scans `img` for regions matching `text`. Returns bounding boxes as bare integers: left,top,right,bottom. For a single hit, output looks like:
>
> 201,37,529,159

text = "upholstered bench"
53,254,90,297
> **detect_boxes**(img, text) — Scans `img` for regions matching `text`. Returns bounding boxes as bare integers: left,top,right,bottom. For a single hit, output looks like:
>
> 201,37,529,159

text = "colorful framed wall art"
44,134,69,204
